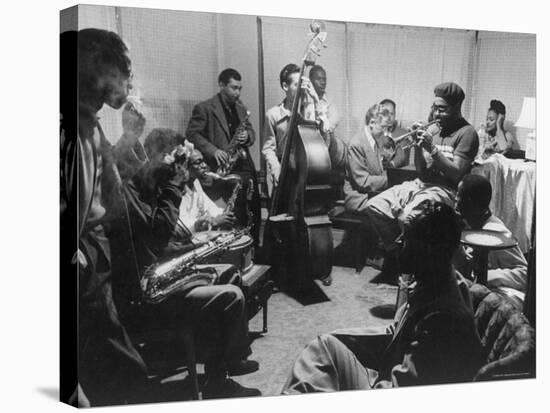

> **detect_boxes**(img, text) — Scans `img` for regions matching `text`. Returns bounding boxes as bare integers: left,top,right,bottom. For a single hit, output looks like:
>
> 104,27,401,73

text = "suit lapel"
210,96,231,142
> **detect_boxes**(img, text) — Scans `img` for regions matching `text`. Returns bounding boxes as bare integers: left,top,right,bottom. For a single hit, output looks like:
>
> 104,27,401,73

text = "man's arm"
413,144,427,176
114,102,148,181
421,127,479,186
186,103,221,160
487,246,528,292
262,112,281,183
391,141,410,168
242,112,256,147
347,143,388,193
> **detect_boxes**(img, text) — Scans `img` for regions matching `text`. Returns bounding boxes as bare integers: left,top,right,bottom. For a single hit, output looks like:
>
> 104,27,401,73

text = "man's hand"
235,130,249,145
213,212,236,229
214,149,229,166
271,168,281,187
122,102,146,141
417,129,435,152
301,77,319,104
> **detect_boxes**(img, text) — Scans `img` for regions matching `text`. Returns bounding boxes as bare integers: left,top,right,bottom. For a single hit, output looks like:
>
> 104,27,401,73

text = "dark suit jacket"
377,272,484,387
186,94,256,171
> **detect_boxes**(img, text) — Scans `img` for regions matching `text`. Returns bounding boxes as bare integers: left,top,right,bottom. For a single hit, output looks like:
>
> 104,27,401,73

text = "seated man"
283,201,483,392
344,104,409,213
365,82,479,279
455,174,528,304
174,148,237,242
379,98,409,141
111,128,260,399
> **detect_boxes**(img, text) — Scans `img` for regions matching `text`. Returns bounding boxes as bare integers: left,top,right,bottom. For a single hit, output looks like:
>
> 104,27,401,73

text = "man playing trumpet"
364,82,479,281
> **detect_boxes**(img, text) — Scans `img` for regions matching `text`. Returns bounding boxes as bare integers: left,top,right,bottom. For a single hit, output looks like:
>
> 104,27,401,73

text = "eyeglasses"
190,159,206,166
431,104,449,114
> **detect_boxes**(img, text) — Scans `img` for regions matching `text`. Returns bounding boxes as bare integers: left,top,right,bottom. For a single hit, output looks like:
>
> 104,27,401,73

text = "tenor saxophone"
142,228,248,304
216,111,251,176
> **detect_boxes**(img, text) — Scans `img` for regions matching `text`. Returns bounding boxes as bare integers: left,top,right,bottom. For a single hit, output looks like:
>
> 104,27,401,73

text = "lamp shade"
515,97,536,129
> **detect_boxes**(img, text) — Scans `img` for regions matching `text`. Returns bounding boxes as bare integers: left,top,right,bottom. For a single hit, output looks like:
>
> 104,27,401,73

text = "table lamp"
515,97,536,161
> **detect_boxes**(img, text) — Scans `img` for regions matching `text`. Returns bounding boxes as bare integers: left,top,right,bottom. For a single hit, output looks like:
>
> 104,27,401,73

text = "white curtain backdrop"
472,31,537,148
346,24,476,134
261,18,476,143
68,6,536,157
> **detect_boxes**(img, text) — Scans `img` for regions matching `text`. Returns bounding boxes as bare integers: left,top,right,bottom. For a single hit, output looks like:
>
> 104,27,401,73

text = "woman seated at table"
477,99,516,159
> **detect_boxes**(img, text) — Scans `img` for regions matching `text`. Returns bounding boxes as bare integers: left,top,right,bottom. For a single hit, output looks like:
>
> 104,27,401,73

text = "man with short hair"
309,64,340,136
262,63,346,188
283,201,483,392
455,174,528,304
365,82,479,279
344,103,409,212
186,68,260,244
60,28,148,406
175,148,237,239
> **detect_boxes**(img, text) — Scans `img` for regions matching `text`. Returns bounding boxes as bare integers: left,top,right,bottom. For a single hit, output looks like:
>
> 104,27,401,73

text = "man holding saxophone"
186,68,261,245
111,128,261,399
364,82,479,282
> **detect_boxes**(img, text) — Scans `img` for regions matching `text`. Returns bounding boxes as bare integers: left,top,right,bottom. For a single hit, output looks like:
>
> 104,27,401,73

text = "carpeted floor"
237,264,397,396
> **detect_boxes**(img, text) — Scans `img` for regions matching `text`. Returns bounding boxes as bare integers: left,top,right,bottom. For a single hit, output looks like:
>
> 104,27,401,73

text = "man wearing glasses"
174,149,237,240
364,82,479,281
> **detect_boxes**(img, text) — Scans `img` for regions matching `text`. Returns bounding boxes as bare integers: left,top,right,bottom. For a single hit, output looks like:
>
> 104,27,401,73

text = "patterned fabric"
469,284,535,380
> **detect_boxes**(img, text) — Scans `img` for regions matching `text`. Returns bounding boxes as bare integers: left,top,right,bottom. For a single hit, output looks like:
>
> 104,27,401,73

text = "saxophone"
203,171,242,215
216,111,251,176
142,228,248,304
224,175,242,214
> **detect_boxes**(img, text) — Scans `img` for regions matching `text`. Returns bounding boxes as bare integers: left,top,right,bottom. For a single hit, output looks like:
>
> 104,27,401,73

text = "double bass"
266,21,333,291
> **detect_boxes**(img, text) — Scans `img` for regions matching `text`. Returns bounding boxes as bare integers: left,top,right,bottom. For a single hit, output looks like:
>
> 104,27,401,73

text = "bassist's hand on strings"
301,77,319,104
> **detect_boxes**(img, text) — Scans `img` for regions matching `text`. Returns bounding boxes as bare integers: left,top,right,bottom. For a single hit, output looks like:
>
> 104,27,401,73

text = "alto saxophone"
204,172,242,214
142,228,248,304
224,176,242,214
216,111,251,176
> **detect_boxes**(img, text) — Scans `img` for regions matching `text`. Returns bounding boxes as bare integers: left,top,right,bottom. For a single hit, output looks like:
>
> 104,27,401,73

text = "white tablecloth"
471,154,536,253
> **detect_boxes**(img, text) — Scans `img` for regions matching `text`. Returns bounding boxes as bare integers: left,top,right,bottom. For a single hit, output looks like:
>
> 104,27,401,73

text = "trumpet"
391,119,441,147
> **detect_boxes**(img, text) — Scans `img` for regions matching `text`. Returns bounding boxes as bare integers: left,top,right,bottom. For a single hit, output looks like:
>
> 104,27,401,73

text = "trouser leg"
365,181,419,253
182,284,250,369
329,326,393,371
283,334,375,393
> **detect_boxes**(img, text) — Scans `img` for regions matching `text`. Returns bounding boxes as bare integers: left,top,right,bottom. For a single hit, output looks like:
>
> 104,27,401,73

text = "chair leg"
262,302,268,333
353,230,364,273
181,327,200,400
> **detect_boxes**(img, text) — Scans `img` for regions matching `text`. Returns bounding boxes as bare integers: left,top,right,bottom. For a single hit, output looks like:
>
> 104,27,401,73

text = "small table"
460,229,518,285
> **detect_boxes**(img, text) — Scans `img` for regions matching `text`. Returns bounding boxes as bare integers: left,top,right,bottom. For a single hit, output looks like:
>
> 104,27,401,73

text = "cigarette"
127,95,143,107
